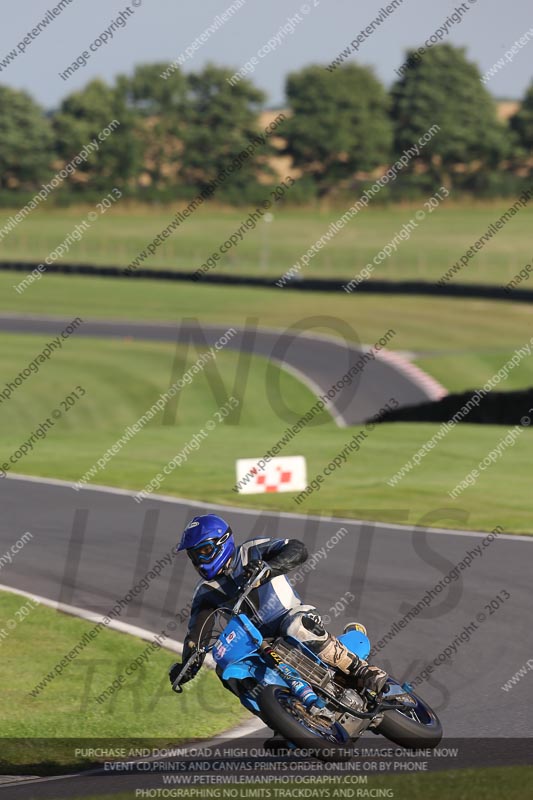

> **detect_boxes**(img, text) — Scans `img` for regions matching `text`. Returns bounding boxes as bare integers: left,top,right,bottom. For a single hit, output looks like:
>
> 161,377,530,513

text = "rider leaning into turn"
169,514,388,695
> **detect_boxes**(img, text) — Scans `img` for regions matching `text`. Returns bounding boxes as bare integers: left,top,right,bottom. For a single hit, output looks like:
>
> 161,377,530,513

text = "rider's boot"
316,635,388,694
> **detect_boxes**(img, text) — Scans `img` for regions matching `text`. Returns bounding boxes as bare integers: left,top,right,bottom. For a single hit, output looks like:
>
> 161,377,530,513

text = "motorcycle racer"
169,514,388,695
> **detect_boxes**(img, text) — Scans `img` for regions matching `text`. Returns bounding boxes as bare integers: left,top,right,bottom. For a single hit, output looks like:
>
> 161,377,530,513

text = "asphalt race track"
0,313,444,424
1,475,532,797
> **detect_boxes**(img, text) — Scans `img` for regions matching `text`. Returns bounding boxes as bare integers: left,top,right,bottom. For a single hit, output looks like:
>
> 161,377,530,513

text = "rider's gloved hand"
169,661,197,689
243,559,271,588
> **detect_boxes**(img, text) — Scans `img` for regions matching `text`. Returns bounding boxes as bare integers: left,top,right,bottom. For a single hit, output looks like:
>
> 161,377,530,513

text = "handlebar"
171,648,206,693
232,564,270,616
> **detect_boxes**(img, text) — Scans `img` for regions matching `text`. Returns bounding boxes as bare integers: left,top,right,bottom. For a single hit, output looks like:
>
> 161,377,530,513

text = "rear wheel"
259,684,351,762
376,691,443,749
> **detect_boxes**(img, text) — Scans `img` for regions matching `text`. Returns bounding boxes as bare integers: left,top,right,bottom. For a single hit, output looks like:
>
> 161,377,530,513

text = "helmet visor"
188,540,218,567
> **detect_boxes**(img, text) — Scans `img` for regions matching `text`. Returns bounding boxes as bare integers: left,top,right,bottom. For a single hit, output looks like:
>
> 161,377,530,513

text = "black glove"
168,660,198,689
243,559,271,587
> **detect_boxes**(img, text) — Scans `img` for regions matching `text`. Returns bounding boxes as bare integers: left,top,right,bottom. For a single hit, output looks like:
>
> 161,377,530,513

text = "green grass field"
0,591,243,772
1,332,531,532
1,271,533,355
1,202,532,285
2,270,533,394
41,767,533,799
416,350,533,393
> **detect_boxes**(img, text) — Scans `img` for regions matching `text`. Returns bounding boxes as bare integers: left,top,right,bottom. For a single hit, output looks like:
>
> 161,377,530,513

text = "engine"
336,687,368,739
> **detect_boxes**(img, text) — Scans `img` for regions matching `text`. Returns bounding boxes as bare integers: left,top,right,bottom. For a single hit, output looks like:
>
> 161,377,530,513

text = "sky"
0,0,532,109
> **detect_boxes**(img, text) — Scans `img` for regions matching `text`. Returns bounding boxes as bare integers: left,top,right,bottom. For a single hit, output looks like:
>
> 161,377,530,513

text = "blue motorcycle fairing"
211,614,371,717
220,659,288,713
212,614,263,669
213,615,292,713
214,619,327,715
338,629,371,660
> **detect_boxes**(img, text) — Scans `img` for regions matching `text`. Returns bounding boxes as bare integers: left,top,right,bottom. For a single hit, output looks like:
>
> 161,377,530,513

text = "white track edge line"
7,472,532,541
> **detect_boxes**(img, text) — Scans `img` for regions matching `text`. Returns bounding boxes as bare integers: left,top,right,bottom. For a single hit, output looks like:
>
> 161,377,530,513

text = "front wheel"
259,684,351,762
376,690,443,749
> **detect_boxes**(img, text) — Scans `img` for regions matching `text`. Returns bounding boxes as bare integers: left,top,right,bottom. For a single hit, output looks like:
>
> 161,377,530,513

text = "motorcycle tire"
376,690,443,749
259,684,352,762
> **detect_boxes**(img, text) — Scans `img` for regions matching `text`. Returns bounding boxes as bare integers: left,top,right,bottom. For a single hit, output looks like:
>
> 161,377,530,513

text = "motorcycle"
172,565,442,760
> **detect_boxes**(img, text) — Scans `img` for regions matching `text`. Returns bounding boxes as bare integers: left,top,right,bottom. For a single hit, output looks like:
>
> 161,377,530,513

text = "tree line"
2,44,533,205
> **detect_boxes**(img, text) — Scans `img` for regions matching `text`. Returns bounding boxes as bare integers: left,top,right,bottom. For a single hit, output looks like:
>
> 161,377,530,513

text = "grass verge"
0,591,244,773
1,203,532,285
28,766,533,799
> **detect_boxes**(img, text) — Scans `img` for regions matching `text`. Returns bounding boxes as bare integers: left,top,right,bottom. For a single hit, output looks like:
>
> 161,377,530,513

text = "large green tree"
180,64,268,193
0,86,54,189
53,79,142,191
510,81,533,155
281,64,393,197
391,44,509,184
117,63,187,189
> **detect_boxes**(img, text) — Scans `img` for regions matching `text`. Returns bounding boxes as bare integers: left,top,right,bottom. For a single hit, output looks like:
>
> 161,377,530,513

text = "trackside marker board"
235,456,307,494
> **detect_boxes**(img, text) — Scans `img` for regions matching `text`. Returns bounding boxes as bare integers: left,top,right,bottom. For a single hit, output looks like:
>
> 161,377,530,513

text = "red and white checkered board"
235,456,307,495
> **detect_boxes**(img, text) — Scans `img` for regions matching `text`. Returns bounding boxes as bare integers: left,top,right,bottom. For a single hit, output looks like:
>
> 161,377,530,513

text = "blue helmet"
175,514,235,580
